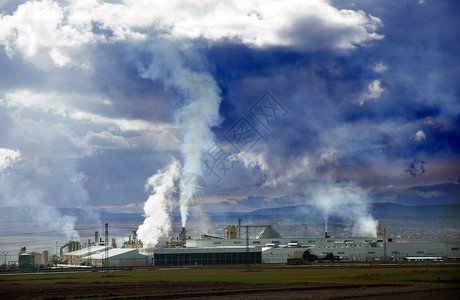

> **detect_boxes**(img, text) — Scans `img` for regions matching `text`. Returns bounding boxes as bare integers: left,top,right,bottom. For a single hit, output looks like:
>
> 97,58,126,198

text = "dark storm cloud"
281,14,382,50
205,0,459,196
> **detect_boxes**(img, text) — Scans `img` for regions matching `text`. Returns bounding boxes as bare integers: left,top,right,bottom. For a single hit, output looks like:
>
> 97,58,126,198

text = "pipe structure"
60,243,70,257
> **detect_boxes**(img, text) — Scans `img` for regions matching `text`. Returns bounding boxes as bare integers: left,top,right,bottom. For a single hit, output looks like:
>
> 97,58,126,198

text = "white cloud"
0,148,21,171
164,0,383,50
1,90,179,157
0,0,63,57
373,62,387,73
48,48,71,67
415,130,426,142
75,130,130,155
238,150,313,188
0,0,384,67
359,79,384,105
366,79,384,98
2,89,174,132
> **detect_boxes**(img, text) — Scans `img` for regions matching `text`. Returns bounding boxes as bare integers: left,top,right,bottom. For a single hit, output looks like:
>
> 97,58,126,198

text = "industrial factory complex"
15,222,460,269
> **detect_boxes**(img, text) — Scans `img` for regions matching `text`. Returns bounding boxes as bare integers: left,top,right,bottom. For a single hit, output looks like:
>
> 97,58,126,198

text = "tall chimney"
324,217,330,238
179,227,187,242
95,231,99,245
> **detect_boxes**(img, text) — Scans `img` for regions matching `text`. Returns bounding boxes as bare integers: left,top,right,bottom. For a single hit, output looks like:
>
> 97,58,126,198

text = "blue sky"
0,0,459,240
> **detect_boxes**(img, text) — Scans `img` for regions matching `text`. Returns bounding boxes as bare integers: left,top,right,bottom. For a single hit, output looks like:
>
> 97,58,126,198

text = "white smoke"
137,157,181,246
239,147,377,237
312,182,377,237
140,42,222,227
0,149,80,240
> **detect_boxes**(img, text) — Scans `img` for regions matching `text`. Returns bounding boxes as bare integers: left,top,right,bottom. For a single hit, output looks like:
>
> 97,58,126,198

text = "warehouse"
62,247,151,267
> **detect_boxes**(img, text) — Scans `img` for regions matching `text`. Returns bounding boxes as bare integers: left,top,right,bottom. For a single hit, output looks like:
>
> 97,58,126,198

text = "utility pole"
238,218,241,239
2,251,8,268
245,226,250,272
383,227,387,262
105,223,109,272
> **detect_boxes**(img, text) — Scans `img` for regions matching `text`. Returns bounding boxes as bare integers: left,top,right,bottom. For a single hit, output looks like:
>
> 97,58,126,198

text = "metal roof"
257,225,282,239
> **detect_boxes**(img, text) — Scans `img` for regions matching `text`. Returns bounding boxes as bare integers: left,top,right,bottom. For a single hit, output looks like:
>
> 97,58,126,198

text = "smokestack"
95,231,99,245
179,227,187,242
324,217,330,238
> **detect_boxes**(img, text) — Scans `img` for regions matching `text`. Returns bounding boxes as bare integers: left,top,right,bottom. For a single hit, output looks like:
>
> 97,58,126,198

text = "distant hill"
204,203,460,223
0,203,458,225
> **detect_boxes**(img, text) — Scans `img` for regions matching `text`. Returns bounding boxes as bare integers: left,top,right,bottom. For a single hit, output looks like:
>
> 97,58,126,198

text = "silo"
42,250,49,264
30,252,42,267
19,253,32,269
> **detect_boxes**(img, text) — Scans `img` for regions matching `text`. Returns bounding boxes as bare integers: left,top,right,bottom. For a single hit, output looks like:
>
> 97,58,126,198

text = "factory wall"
262,240,457,263
152,248,261,266
88,258,151,267
186,237,380,249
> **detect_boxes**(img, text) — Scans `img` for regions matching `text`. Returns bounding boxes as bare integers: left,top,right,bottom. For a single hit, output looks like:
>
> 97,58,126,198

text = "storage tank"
42,250,49,264
19,253,32,269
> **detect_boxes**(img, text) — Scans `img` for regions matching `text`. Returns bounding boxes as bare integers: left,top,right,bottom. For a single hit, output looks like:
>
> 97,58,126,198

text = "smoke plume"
0,148,80,240
137,157,181,246
312,182,377,237
139,42,222,228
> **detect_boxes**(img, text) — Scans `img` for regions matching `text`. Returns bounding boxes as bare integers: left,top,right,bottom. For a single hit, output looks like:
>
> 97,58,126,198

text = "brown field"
1,263,459,299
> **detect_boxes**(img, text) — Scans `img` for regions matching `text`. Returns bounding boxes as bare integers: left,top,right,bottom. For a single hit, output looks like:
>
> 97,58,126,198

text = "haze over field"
0,0,459,251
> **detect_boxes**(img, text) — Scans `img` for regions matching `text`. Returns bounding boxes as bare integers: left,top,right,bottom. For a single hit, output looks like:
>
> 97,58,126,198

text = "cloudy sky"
0,0,459,239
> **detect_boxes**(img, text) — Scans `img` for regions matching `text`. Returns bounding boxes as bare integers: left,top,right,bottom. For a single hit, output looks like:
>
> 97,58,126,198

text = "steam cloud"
312,183,377,237
0,148,80,241
238,148,378,237
137,41,221,243
137,158,181,246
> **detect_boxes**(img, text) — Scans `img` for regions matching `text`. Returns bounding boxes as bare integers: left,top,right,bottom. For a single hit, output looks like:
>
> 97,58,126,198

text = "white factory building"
60,225,460,267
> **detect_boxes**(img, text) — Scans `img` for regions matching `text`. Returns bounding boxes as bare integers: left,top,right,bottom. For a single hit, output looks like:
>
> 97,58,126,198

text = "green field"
1,265,459,285
1,264,459,299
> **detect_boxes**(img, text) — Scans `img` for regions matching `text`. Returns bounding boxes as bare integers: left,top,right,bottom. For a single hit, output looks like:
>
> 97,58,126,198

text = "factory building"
57,225,460,267
84,248,149,267
186,236,457,263
61,245,261,267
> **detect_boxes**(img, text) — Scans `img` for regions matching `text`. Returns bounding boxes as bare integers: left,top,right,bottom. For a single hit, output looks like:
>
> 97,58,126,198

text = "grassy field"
2,264,459,285
1,264,459,299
